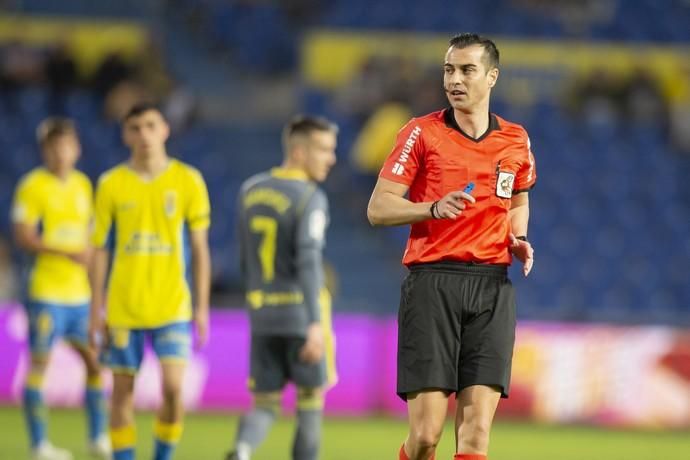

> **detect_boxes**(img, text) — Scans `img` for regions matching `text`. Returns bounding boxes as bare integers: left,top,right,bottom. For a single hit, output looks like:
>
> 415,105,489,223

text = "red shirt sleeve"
379,119,425,186
513,131,537,192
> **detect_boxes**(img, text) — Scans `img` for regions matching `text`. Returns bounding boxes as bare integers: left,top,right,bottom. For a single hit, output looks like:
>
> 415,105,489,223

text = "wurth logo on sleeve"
391,125,422,175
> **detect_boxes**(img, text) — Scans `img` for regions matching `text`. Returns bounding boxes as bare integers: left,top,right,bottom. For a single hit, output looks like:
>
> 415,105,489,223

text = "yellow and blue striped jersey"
92,159,210,328
11,168,92,305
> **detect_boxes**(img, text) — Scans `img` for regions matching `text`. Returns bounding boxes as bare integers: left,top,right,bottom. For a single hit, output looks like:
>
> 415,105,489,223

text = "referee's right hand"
434,190,476,219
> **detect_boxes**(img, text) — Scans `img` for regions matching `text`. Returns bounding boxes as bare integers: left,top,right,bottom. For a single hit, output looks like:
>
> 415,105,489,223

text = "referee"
368,33,536,460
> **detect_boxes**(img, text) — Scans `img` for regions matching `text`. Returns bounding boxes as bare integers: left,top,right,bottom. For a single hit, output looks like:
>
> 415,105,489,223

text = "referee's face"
303,130,337,183
443,44,498,112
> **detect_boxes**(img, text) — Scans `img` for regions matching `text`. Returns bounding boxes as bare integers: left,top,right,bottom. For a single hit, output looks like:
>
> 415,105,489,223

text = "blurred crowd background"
0,0,689,327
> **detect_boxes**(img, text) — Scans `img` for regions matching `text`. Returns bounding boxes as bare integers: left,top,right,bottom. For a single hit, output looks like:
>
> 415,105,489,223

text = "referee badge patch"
496,171,515,198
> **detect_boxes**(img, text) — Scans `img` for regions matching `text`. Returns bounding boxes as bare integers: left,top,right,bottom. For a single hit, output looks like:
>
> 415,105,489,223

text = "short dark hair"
36,117,77,147
123,101,164,122
282,115,338,150
448,33,499,70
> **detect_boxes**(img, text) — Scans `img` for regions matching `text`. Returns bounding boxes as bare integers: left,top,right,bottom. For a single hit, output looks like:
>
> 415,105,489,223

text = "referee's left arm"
509,192,533,276
509,192,529,237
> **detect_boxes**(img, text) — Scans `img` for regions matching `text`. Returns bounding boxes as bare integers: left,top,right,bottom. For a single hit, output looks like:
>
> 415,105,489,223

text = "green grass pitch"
1,406,688,459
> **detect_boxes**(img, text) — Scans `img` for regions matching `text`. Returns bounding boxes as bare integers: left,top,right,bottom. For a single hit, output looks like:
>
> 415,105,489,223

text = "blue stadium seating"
2,0,689,325
185,0,690,73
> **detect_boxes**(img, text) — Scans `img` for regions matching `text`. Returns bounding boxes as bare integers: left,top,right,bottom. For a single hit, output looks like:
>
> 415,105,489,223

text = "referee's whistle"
463,182,475,194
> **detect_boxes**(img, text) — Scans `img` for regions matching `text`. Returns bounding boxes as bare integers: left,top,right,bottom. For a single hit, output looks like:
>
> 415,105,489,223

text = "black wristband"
515,235,528,242
430,201,440,219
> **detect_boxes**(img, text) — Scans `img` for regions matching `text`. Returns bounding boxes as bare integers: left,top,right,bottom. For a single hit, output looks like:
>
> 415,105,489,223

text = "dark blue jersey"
237,168,329,336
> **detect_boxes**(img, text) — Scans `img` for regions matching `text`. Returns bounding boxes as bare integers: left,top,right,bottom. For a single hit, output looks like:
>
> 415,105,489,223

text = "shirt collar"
443,108,500,143
270,167,309,181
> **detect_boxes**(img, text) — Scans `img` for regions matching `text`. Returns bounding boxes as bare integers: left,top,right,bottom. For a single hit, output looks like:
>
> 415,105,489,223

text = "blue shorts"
25,301,89,356
104,322,192,374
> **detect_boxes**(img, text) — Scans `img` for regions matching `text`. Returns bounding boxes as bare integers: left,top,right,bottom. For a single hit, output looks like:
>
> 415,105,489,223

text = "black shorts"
250,335,328,392
397,261,516,400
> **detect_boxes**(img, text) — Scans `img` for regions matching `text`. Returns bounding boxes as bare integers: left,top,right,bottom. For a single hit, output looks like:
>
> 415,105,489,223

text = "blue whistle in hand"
463,182,475,194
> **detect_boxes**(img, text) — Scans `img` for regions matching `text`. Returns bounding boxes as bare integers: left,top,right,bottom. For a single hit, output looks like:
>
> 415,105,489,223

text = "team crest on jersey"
496,171,515,198
164,190,177,217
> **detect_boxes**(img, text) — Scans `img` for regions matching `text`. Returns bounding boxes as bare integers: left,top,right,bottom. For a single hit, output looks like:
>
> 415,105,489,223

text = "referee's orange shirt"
379,109,536,266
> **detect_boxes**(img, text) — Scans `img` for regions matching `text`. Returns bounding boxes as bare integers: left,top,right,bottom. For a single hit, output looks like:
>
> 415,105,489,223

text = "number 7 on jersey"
250,216,278,282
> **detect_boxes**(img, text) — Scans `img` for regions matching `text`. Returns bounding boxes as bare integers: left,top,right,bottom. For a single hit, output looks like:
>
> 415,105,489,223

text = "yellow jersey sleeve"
185,168,211,231
11,175,42,226
92,173,115,249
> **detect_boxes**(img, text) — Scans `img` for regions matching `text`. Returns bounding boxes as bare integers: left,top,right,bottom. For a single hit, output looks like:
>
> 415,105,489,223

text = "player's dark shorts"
397,261,516,400
249,335,329,392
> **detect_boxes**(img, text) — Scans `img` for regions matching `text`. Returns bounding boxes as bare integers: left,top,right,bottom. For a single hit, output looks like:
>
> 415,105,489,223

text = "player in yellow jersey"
12,118,110,460
88,103,211,460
